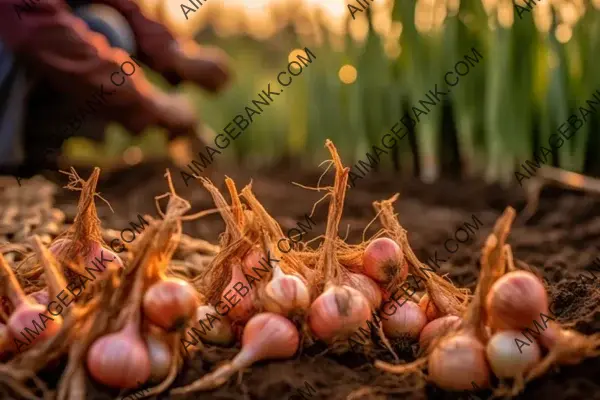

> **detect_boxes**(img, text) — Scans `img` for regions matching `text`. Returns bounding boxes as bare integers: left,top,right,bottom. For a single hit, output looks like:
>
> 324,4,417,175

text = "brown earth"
40,161,600,400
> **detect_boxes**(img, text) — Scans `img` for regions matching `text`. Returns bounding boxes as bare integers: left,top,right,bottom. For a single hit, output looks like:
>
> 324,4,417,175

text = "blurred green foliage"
68,1,600,184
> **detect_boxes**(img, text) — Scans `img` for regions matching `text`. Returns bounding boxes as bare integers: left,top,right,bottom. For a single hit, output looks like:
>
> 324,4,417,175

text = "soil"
36,161,600,399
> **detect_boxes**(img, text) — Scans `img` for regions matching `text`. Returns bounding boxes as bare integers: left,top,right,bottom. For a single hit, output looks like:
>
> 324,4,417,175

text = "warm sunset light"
339,64,357,84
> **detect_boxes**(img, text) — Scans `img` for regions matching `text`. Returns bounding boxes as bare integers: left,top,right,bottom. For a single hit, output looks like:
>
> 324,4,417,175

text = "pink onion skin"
429,333,490,391
381,301,427,339
419,315,462,353
221,263,256,323
307,285,371,343
343,273,382,310
241,247,266,276
419,294,443,321
362,238,407,284
143,278,199,331
237,312,300,365
486,271,548,330
86,323,151,389
8,303,62,350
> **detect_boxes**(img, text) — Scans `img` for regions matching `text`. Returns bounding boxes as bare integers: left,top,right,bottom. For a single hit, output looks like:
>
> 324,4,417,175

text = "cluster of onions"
86,171,200,391
378,207,600,397
47,168,123,285
0,239,64,355
374,194,471,321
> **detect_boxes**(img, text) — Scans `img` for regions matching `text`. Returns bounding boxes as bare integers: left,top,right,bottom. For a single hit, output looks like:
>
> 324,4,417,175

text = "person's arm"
96,0,231,92
0,0,196,134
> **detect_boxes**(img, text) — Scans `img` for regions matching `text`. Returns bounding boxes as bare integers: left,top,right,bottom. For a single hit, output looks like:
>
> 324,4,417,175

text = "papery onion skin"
143,278,199,331
263,268,310,316
86,242,124,273
428,333,490,391
418,294,442,321
221,264,256,323
343,273,382,310
146,335,173,382
308,285,371,343
233,312,300,368
86,324,151,388
241,247,266,276
362,238,407,284
486,330,541,378
8,303,63,350
419,315,462,353
27,289,49,306
486,271,548,330
194,305,235,346
382,301,427,339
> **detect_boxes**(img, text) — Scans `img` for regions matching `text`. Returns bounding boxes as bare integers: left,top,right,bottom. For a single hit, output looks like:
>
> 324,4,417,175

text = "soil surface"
43,161,600,400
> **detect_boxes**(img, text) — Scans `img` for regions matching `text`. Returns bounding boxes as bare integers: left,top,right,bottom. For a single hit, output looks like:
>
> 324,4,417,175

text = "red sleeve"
0,0,177,133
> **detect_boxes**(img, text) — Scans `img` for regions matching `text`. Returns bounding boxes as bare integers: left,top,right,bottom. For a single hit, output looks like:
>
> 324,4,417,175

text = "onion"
486,330,540,378
486,271,548,330
193,305,234,346
87,321,151,388
220,263,255,323
172,313,299,393
1,245,62,353
0,323,16,356
343,272,382,310
263,265,310,316
308,285,371,343
27,289,49,306
362,238,408,284
145,334,172,382
418,315,462,353
428,332,490,390
143,277,199,331
241,246,266,276
382,300,427,340
418,293,442,321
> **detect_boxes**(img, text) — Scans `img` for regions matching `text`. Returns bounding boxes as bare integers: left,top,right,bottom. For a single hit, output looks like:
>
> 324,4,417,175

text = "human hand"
171,41,232,93
150,92,199,140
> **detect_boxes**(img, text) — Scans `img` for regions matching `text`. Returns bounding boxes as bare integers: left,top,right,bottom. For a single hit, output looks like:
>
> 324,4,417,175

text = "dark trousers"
0,4,136,177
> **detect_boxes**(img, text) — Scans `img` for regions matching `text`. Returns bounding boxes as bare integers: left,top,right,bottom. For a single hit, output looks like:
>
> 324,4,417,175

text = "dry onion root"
47,168,123,286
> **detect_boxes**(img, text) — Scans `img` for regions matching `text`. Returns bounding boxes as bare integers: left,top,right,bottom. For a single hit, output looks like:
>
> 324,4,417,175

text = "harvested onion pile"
0,141,597,400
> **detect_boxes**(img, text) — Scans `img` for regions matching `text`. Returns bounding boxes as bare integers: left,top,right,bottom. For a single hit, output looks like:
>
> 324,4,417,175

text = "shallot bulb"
381,300,427,340
143,277,199,331
362,238,408,284
49,239,123,277
263,266,310,316
486,330,540,378
419,293,442,321
86,241,124,272
8,302,63,351
486,271,548,330
87,322,151,388
171,313,299,393
308,285,371,343
145,335,172,382
27,289,49,305
241,246,266,276
419,315,462,353
343,272,382,309
221,263,255,323
194,305,234,346
428,332,490,390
